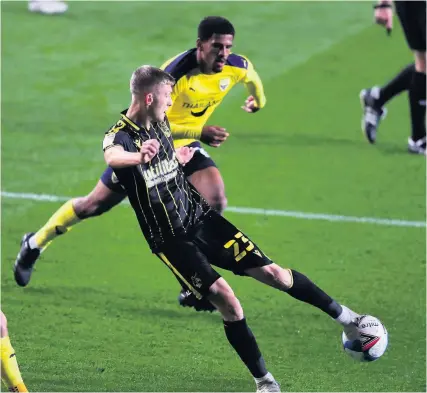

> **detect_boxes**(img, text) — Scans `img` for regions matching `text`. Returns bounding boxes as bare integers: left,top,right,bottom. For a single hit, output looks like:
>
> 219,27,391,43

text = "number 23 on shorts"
223,231,263,262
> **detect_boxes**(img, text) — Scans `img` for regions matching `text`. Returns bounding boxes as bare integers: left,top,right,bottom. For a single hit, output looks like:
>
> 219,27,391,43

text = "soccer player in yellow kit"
14,17,266,311
160,19,265,215
0,311,29,392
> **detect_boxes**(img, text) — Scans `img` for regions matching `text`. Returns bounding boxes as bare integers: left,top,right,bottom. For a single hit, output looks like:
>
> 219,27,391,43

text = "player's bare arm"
200,125,229,147
104,140,159,168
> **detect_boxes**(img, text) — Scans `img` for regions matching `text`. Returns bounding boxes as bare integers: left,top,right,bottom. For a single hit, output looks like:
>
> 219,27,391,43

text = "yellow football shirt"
160,48,266,148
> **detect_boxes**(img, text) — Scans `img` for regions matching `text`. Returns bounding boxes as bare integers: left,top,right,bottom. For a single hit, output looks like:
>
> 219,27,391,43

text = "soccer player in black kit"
360,0,426,154
103,65,363,392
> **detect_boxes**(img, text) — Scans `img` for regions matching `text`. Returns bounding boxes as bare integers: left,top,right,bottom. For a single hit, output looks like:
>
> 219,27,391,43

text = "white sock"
28,235,41,250
335,305,358,326
254,372,274,383
371,86,381,100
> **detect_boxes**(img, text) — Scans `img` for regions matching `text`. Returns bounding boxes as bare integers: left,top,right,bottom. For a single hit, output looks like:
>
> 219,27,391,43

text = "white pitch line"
1,191,425,228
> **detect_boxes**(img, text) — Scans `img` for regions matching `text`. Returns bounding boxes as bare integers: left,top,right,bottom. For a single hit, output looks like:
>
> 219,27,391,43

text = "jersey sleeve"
160,50,193,105
241,57,267,109
169,74,186,106
103,119,132,152
159,52,186,74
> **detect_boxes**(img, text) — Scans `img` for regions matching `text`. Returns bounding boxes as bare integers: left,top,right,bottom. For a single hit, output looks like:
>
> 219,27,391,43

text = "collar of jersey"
120,110,141,131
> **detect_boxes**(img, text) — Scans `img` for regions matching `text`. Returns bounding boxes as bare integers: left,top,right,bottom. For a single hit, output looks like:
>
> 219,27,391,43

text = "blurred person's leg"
1,311,28,393
360,64,414,144
28,0,68,15
361,1,426,153
395,1,426,154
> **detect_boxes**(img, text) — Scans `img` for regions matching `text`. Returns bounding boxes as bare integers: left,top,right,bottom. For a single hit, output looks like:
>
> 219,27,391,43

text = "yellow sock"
33,200,81,249
0,337,28,392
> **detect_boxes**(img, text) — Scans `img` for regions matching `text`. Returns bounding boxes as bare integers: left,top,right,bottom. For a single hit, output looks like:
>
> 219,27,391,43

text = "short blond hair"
130,65,175,95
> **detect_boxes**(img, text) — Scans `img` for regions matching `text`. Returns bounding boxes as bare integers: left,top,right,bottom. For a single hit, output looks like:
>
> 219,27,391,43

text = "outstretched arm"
241,60,267,113
104,140,160,169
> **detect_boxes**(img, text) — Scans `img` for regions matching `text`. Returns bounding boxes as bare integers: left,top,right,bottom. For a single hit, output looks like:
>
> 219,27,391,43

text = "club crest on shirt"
159,121,171,137
133,137,142,150
219,78,230,91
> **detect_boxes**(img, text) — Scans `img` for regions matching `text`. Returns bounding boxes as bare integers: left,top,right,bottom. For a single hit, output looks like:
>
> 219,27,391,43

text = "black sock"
378,63,415,106
286,270,342,319
409,71,426,142
223,318,267,378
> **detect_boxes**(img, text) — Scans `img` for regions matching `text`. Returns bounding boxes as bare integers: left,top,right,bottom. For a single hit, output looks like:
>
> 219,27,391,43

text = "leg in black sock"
378,63,415,106
408,71,426,142
223,318,267,378
285,270,343,318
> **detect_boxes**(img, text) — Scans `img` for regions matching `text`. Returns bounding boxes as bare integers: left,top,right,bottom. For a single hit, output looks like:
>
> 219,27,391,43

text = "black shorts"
395,1,426,52
156,211,273,299
100,166,127,194
100,141,217,193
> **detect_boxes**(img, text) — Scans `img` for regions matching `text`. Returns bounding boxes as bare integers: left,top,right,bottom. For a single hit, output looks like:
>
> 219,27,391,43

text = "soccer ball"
342,315,388,362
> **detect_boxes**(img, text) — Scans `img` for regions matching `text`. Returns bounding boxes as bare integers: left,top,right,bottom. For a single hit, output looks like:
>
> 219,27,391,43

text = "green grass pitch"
1,1,425,391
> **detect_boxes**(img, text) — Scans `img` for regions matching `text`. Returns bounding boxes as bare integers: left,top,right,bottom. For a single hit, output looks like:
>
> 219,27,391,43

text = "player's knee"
73,195,112,219
263,264,293,291
208,279,243,321
220,295,243,322
414,51,426,73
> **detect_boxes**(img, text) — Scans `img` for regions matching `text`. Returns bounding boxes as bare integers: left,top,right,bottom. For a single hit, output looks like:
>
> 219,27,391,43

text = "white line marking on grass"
226,206,425,228
1,191,425,228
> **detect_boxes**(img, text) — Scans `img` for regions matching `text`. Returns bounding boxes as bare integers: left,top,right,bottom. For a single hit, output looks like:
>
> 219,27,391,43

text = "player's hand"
140,139,159,163
241,95,260,113
176,146,195,166
201,125,229,148
374,1,393,36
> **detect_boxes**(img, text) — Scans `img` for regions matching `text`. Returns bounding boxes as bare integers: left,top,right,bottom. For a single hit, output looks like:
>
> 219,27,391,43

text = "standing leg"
208,279,280,392
14,168,127,287
0,311,28,392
